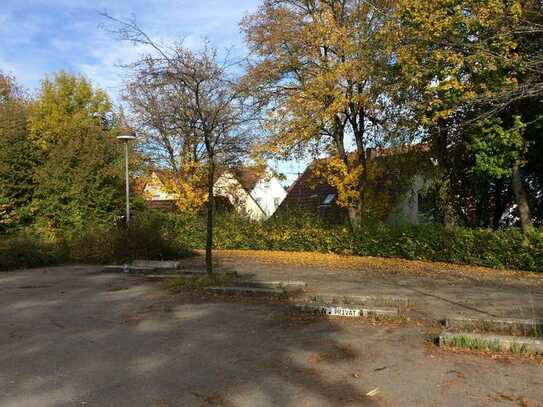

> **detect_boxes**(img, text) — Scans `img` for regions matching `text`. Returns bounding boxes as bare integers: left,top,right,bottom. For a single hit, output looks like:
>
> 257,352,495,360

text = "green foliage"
173,212,543,272
28,72,123,236
0,211,192,271
0,236,62,271
469,116,525,179
65,211,192,264
0,74,38,233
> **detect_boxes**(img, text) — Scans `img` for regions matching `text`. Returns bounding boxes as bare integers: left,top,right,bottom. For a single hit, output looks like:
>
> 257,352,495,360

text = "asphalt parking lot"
1,263,542,406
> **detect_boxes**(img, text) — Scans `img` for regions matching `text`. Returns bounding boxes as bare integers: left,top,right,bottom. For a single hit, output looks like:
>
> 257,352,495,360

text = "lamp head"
117,129,136,142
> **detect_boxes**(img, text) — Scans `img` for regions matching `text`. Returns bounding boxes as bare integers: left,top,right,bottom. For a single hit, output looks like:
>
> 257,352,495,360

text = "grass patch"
447,335,503,352
510,342,529,355
444,334,531,355
166,272,238,292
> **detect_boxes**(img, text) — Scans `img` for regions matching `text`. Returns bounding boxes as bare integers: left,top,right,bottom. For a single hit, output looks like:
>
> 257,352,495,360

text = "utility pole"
117,131,136,225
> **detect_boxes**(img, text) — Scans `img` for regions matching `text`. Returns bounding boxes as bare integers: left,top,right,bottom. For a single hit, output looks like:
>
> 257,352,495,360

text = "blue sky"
0,0,259,92
1,0,306,183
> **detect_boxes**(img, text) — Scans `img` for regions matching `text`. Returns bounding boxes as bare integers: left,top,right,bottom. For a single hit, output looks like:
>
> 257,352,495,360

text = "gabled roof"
278,143,430,216
231,165,266,193
135,165,274,207
279,160,338,212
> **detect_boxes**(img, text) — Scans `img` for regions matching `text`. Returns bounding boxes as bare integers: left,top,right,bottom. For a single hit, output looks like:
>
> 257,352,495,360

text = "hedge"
2,210,541,272
173,212,543,272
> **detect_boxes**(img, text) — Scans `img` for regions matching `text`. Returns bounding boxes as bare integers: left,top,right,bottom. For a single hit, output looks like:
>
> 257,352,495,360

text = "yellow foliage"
313,156,362,209
388,0,526,126
144,163,207,214
312,155,401,220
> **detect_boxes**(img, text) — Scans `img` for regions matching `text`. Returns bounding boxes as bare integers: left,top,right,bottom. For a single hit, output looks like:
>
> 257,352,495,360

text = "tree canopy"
28,72,123,235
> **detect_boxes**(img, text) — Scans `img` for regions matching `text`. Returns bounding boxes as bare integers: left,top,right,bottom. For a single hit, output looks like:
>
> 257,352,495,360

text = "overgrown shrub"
65,211,193,264
109,211,192,263
0,235,63,271
0,211,193,271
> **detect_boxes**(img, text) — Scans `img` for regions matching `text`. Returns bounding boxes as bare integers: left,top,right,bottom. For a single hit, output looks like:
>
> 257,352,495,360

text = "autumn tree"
123,58,208,213
389,0,543,232
104,15,255,273
28,72,122,236
241,0,404,227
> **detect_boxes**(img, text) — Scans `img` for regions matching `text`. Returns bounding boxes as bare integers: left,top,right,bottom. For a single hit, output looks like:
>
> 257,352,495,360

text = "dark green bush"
1,211,193,271
66,211,193,264
110,211,193,263
3,209,541,272
0,236,63,271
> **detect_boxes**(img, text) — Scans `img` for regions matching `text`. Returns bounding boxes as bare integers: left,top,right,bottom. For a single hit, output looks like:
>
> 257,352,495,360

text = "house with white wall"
138,167,287,221
276,146,432,224
213,167,287,221
249,176,288,218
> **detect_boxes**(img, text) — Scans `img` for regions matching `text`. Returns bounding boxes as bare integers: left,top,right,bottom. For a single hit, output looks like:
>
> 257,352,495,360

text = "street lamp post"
117,131,136,225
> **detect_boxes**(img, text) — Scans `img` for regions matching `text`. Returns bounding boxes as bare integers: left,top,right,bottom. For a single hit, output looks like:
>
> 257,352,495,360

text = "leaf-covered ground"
205,249,543,284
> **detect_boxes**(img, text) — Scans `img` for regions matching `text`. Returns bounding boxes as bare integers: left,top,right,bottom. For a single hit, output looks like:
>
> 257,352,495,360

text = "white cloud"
0,60,42,89
2,0,261,96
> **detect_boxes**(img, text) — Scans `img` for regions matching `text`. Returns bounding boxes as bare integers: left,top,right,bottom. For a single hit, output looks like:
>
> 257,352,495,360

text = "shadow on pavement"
0,266,381,406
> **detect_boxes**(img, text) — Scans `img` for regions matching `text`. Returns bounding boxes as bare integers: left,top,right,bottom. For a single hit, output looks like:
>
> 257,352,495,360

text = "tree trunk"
206,156,215,274
511,160,533,235
348,206,362,229
492,179,505,230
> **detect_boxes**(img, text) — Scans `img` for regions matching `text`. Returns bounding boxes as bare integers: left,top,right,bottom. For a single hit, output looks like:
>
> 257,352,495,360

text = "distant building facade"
137,167,287,221
277,146,432,225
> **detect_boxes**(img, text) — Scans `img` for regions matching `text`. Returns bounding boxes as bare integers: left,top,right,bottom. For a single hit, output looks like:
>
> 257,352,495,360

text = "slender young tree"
104,14,255,272
123,58,208,213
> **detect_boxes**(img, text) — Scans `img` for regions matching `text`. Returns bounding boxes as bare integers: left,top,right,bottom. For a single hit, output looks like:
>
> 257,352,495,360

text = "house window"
417,192,433,215
322,194,336,205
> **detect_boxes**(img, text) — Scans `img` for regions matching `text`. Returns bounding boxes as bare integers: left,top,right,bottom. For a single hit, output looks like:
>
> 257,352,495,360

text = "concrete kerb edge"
295,303,400,319
309,293,410,309
439,331,543,355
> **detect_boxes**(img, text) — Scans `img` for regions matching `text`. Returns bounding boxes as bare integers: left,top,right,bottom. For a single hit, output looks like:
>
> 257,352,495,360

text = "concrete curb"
132,260,181,269
145,274,193,281
295,303,399,319
446,316,543,337
439,331,543,355
103,260,186,275
206,286,289,296
310,294,410,309
235,281,307,290
103,265,157,274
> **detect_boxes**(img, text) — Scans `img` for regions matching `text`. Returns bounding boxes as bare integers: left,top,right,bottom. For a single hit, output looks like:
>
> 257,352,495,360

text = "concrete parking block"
310,293,410,309
445,315,543,337
439,331,543,355
295,303,399,319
